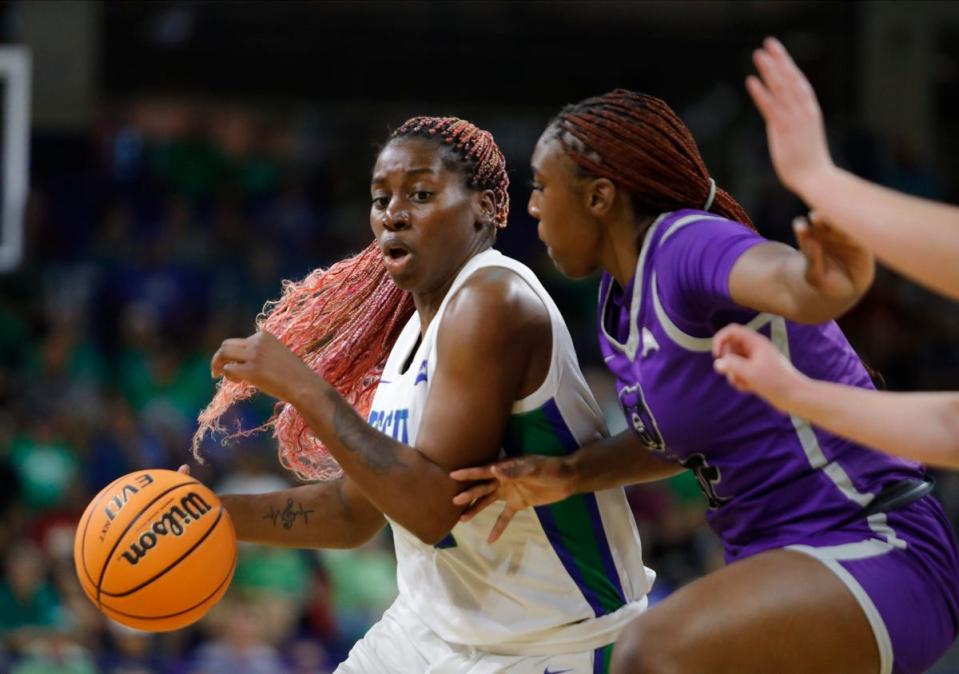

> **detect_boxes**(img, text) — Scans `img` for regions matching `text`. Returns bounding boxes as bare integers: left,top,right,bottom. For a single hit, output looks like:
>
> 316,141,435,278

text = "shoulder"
651,211,768,319
654,211,766,281
657,211,762,252
440,265,550,354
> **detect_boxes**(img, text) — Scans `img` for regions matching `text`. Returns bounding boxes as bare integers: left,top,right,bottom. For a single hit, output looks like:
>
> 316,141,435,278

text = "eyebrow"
371,167,438,184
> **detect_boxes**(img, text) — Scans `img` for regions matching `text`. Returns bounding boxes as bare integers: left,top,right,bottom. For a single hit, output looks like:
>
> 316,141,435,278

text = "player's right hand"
712,323,806,412
450,456,574,544
747,37,834,198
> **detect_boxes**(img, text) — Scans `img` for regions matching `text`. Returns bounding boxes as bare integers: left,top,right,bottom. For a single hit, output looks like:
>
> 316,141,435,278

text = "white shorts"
335,599,616,674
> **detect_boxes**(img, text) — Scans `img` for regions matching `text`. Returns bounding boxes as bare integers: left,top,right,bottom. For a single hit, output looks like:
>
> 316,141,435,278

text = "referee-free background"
1,2,957,672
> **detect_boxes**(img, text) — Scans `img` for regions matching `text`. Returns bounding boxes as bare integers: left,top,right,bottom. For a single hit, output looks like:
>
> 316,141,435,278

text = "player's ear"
474,189,497,231
585,177,616,217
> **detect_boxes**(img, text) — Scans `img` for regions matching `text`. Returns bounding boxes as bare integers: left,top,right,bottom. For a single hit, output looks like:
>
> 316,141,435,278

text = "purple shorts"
787,496,959,674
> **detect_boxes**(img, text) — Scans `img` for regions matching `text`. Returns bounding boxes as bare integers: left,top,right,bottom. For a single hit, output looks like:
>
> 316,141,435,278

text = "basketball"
73,469,237,632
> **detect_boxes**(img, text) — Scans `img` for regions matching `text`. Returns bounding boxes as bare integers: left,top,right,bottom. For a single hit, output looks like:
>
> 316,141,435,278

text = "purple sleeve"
653,216,766,330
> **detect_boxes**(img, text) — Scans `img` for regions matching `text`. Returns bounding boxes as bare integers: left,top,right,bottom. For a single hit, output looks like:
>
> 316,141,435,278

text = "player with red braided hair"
452,91,959,674
188,116,654,672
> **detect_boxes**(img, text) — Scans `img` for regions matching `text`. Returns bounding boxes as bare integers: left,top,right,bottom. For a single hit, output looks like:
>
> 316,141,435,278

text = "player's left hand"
450,455,574,544
712,323,806,412
211,330,314,402
795,212,874,303
747,37,834,198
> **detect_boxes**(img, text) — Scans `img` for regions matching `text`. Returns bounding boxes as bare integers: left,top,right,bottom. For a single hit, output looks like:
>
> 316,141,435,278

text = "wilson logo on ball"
120,492,214,566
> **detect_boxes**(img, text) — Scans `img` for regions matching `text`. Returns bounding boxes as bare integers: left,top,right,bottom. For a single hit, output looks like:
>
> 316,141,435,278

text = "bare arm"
749,37,959,301
452,430,683,543
212,268,549,545
714,324,959,468
568,430,684,492
786,380,959,468
799,169,959,302
727,224,873,325
221,477,385,549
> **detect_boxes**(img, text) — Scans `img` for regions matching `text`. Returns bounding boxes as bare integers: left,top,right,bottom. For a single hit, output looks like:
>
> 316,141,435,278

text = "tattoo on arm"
263,498,315,530
326,387,405,474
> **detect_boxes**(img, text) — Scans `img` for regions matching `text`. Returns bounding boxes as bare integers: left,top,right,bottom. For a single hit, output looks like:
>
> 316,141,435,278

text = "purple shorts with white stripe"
788,496,959,674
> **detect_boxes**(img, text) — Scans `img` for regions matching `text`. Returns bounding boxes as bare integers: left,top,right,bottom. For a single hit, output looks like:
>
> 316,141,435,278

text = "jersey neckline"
599,212,669,361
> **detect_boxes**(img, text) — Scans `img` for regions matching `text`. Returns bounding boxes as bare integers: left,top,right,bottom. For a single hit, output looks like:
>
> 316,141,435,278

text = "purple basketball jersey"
597,210,925,560
597,209,959,673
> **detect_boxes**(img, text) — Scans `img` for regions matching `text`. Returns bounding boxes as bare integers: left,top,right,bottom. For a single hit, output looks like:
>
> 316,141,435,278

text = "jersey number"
680,453,731,509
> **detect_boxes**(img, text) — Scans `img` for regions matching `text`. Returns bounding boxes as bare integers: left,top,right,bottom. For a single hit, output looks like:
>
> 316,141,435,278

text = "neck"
601,213,657,289
412,238,492,332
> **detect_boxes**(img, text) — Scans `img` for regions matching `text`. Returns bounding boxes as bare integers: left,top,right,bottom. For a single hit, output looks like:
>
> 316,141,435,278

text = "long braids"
192,116,509,481
553,89,754,229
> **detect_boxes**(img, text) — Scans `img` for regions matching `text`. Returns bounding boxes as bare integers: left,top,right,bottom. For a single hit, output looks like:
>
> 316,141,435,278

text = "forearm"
798,166,959,301
289,376,459,544
567,431,684,495
220,478,384,549
783,377,959,468
778,252,863,323
730,242,871,326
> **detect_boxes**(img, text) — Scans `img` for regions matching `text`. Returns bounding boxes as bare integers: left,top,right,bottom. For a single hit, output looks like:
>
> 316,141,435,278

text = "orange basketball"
74,469,237,632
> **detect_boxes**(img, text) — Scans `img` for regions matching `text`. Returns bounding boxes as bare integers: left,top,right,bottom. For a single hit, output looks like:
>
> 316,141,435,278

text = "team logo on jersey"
414,360,428,385
618,383,665,452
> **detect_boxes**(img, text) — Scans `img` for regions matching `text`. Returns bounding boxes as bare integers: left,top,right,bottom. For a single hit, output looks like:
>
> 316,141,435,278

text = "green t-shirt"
0,583,64,633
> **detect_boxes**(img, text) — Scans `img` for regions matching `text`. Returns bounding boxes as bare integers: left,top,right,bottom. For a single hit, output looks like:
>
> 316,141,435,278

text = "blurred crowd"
0,99,957,673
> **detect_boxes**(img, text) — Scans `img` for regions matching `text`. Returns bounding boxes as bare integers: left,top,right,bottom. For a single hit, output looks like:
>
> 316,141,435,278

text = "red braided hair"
391,116,510,228
552,89,754,229
192,116,510,481
191,243,414,481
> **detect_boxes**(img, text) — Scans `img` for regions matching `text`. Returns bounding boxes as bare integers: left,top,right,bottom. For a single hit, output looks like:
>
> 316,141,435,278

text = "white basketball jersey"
367,249,654,656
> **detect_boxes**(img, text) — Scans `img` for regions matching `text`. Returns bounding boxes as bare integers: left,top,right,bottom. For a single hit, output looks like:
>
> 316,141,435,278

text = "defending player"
452,92,959,674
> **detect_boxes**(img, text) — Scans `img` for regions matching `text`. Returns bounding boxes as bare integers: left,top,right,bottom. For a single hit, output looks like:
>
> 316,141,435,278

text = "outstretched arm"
220,478,386,549
749,36,959,301
451,430,682,543
713,324,959,468
178,465,385,549
726,217,874,325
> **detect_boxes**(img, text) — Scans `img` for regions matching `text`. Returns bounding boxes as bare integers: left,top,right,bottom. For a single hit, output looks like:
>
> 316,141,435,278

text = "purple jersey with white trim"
598,209,925,561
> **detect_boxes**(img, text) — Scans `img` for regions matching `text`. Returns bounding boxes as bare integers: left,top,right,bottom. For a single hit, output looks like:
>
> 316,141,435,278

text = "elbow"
778,284,863,325
415,530,449,547
408,514,459,547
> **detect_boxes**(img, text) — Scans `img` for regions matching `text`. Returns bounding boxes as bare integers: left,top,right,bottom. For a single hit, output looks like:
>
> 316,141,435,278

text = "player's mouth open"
381,240,413,273
386,246,409,261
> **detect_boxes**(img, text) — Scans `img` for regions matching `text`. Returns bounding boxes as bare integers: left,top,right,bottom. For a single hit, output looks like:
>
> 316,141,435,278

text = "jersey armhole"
482,267,558,414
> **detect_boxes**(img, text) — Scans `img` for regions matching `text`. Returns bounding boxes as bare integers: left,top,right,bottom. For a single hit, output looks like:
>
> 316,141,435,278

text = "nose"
383,203,411,232
527,194,540,220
